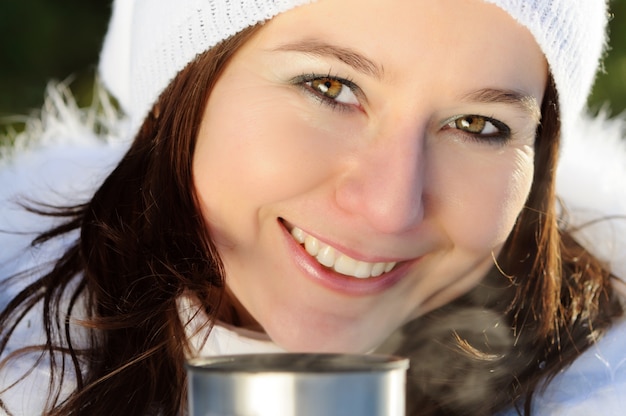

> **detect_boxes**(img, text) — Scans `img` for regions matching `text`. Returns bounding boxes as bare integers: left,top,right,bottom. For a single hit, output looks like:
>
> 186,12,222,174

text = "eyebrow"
272,39,385,80
461,88,542,122
272,41,541,120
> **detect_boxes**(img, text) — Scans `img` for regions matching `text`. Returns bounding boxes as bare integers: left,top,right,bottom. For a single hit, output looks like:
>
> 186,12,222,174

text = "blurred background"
0,0,625,123
0,0,111,120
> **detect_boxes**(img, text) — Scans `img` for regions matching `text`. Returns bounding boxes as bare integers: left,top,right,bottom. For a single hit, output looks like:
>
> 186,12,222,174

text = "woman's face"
193,0,547,353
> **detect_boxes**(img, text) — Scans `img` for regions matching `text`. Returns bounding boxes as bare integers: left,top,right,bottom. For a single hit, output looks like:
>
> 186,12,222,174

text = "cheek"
432,146,535,251
195,96,298,191
192,79,363,243
194,93,301,203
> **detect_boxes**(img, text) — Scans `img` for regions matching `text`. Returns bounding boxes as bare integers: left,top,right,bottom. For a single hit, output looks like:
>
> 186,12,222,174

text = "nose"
334,120,426,234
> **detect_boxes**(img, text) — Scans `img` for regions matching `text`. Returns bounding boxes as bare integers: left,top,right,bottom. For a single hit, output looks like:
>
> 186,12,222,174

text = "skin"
192,0,548,353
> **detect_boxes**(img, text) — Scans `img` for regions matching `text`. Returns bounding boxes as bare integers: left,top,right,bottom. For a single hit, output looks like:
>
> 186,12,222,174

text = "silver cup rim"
186,353,409,374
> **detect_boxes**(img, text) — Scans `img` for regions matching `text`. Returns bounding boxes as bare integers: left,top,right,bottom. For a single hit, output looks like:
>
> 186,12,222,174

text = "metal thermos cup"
186,353,409,416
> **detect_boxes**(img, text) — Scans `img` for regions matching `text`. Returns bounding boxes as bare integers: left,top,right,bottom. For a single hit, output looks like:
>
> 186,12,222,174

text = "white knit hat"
99,0,609,139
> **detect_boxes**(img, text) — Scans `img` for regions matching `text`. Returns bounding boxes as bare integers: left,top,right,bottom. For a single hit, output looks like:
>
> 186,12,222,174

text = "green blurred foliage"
590,0,626,115
0,0,625,118
0,0,110,117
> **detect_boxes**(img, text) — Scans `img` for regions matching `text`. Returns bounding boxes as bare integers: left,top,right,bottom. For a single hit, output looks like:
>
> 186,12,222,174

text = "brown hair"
0,27,258,415
0,26,622,416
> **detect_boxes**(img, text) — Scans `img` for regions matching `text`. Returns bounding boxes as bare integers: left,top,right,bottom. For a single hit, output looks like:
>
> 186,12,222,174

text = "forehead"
249,0,547,99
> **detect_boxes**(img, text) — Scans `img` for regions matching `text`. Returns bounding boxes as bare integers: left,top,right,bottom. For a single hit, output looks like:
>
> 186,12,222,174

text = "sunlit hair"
0,25,621,416
498,79,621,412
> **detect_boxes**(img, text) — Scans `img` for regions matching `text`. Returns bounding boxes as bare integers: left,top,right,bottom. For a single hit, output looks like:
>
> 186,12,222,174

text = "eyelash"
291,73,362,111
442,114,512,145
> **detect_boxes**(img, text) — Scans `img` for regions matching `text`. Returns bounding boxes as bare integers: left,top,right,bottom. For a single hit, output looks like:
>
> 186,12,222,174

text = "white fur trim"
556,110,626,281
0,82,129,290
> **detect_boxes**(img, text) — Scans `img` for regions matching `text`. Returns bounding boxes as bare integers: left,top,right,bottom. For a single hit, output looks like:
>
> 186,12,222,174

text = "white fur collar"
556,110,626,280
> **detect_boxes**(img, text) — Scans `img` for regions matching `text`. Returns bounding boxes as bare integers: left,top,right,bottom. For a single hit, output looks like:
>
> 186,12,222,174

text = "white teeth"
290,226,397,279
304,235,320,256
371,262,386,277
316,245,336,268
292,227,306,244
354,259,374,279
334,254,360,277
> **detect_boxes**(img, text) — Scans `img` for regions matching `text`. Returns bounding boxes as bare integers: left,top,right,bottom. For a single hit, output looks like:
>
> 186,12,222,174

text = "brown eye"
303,76,360,106
447,114,505,137
443,114,512,144
455,115,487,133
310,78,344,99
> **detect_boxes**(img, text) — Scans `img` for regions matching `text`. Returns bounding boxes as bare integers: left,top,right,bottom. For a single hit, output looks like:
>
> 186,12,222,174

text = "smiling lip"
290,225,398,278
279,220,415,295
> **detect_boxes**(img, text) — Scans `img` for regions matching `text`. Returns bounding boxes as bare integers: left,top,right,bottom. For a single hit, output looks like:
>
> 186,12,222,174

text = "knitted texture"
484,0,609,140
99,0,609,139
99,0,313,134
